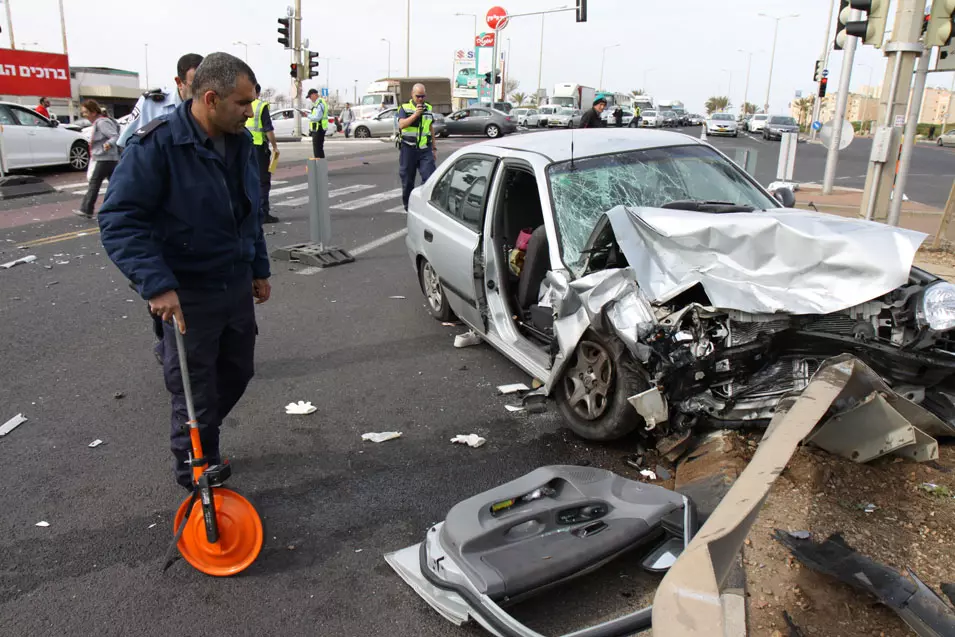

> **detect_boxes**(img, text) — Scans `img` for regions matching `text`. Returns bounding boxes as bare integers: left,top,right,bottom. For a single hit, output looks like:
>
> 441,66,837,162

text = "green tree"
705,96,731,114
741,102,759,115
793,97,814,128
631,89,646,97
511,92,528,106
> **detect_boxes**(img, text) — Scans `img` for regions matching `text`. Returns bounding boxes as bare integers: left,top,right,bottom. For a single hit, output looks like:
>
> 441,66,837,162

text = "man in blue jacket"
98,52,271,489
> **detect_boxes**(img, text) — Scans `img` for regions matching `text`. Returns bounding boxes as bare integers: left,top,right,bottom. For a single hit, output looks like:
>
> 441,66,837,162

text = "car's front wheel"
69,141,89,171
939,138,944,146
485,124,501,138
353,126,371,139
555,333,648,441
418,258,453,321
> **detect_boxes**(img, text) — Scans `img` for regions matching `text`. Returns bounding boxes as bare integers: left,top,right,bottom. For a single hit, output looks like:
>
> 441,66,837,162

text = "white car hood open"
605,206,927,315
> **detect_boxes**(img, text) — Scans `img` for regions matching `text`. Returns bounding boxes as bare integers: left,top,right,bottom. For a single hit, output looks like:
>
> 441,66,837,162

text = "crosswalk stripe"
270,182,309,196
275,184,375,208
386,205,406,213
330,188,402,210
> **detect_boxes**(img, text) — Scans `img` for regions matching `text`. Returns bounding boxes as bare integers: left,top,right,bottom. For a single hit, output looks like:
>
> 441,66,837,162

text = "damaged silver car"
406,130,955,442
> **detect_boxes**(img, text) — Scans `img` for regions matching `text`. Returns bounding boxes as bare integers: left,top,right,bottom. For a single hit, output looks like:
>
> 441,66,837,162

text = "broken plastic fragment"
788,530,812,540
862,503,877,514
1,255,37,269
361,431,402,443
505,404,525,413
88,439,104,448
497,383,529,395
389,295,406,299
35,521,49,527
918,483,953,497
453,330,482,348
0,413,27,437
640,469,657,480
285,400,317,415
450,434,487,448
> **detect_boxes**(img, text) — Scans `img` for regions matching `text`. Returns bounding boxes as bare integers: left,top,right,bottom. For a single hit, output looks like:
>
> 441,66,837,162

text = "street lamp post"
405,0,411,76
232,41,260,62
536,7,568,105
599,44,620,91
738,49,755,115
144,43,149,89
758,12,799,113
381,38,391,77
721,68,734,103
454,12,478,38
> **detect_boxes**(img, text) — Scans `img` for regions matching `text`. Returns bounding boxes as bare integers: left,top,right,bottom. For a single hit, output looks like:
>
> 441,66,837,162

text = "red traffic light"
818,77,829,98
290,63,298,78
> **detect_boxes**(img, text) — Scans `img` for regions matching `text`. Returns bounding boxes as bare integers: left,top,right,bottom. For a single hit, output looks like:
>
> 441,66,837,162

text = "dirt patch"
744,442,955,636
917,245,955,267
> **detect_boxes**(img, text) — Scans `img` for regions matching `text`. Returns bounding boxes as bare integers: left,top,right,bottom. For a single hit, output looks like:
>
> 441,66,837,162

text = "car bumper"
707,127,737,135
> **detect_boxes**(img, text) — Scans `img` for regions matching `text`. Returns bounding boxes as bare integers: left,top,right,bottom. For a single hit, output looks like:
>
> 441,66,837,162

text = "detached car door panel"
424,154,497,330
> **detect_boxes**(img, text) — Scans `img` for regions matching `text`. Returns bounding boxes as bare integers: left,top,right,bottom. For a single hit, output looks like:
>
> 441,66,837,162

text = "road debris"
918,482,953,498
654,464,672,481
361,431,402,443
860,503,877,514
1,255,36,269
773,530,955,636
148,523,157,529
441,322,460,327
35,521,49,527
496,383,529,395
88,439,104,448
55,260,69,265
113,391,125,400
639,469,657,480
453,330,482,348
450,434,486,448
504,404,524,413
787,530,811,540
389,295,406,299
782,610,806,637
0,413,27,437
285,400,317,415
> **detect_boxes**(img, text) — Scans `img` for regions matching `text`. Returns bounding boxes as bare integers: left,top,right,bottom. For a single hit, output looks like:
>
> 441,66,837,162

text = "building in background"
1,65,141,122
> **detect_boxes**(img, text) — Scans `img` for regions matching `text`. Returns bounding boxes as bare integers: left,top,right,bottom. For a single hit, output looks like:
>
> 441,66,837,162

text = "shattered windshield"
548,145,780,273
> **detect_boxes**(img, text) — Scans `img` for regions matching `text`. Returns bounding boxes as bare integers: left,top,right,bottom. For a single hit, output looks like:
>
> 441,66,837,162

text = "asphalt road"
0,134,657,637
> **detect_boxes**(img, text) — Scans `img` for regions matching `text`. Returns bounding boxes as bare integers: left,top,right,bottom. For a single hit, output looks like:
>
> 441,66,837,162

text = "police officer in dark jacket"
579,97,608,129
98,52,271,489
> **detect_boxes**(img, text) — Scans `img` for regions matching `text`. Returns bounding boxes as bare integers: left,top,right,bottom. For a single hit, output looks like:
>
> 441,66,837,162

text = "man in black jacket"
579,97,608,129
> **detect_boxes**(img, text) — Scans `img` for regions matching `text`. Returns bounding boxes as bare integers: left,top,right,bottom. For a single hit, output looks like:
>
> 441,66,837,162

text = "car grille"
803,314,858,335
728,318,792,346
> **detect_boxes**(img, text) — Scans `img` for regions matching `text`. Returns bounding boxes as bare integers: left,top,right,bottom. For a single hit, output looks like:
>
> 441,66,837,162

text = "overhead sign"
486,6,508,31
475,32,495,48
0,49,72,98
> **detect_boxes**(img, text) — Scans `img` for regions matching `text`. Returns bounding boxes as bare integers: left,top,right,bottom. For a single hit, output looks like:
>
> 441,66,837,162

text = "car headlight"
918,282,955,331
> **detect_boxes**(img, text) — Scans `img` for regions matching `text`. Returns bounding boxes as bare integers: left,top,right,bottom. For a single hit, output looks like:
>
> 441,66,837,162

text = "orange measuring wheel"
173,488,263,576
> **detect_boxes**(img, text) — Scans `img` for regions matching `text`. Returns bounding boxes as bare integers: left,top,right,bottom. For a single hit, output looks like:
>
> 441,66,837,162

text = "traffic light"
818,77,829,98
835,0,889,49
483,72,502,84
307,51,320,79
926,0,955,47
813,60,823,82
576,0,587,22
277,17,291,48
290,63,298,78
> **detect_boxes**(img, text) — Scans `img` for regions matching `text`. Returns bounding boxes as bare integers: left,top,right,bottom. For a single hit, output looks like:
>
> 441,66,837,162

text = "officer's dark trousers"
399,143,436,210
255,144,272,220
162,267,256,488
311,128,326,159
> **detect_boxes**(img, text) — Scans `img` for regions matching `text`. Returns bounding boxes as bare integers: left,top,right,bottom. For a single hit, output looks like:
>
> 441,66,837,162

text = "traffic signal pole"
862,0,923,222
811,0,838,142
888,44,932,225
823,9,862,195
293,0,303,138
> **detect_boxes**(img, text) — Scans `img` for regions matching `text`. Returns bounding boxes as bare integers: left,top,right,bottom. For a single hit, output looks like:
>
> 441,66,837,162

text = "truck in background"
551,83,596,111
632,95,654,113
596,91,633,110
657,100,687,124
354,77,453,120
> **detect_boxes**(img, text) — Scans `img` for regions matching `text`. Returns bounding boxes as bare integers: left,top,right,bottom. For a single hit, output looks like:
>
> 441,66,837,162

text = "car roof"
477,129,702,162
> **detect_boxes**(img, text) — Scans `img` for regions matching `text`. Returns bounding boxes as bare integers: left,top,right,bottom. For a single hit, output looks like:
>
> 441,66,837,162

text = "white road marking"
270,182,309,196
275,184,375,208
330,188,402,210
295,228,408,275
386,205,406,213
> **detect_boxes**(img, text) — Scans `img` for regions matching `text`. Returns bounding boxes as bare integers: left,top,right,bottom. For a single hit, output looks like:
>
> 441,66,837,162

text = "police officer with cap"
98,52,271,490
306,88,329,159
395,83,438,211
118,53,204,149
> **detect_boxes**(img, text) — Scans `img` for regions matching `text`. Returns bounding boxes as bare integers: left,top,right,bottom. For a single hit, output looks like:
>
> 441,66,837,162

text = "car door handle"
424,230,434,243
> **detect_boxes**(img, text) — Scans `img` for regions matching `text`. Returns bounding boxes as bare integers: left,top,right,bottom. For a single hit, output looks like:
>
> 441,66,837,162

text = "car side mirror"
771,186,796,208
50,119,59,128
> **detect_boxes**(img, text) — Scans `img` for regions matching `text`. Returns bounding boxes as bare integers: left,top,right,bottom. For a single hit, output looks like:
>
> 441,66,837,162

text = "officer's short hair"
191,52,258,99
177,53,204,82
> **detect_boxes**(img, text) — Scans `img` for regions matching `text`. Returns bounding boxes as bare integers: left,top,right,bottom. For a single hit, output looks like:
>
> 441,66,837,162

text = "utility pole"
57,0,75,122
811,0,838,141
759,13,800,113
293,0,303,138
861,0,923,222
405,0,411,75
888,43,931,226
537,13,545,103
823,9,862,195
4,0,15,49
739,49,754,115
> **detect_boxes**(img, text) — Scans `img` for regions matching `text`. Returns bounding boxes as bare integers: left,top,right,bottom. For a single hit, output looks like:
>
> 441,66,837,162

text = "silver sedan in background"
512,108,540,127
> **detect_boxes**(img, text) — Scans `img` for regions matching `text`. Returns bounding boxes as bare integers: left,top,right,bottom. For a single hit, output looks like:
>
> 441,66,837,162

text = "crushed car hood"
605,206,927,315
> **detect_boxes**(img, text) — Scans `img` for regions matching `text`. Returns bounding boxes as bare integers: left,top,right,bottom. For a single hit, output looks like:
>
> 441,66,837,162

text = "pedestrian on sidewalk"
579,97,608,129
98,52,271,490
246,83,280,224
73,100,119,220
340,102,355,138
396,83,438,211
306,88,329,158
35,97,51,119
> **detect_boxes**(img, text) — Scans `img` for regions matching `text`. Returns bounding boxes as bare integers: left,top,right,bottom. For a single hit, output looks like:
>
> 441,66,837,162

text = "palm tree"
631,89,646,97
511,92,528,106
704,96,731,114
793,97,814,128
741,102,759,115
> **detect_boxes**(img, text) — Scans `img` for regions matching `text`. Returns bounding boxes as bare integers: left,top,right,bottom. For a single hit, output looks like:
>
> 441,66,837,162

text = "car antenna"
570,125,576,171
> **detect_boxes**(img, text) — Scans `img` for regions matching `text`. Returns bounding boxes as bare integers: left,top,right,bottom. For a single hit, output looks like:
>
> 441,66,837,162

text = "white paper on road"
640,469,657,480
35,521,49,527
450,434,487,448
607,206,927,314
285,400,317,415
497,383,530,395
1,255,36,269
361,431,402,443
0,413,27,436
88,439,104,448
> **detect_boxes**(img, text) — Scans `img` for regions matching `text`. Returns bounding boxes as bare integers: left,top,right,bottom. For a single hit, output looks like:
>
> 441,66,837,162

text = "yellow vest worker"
395,84,438,211
247,86,280,224
306,88,328,159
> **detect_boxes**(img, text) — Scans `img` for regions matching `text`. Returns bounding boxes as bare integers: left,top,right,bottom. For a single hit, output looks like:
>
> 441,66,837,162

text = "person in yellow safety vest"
245,83,281,224
633,105,642,128
306,88,329,159
395,83,438,211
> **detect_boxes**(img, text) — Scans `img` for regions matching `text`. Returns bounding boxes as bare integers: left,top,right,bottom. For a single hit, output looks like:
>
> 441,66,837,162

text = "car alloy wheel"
419,259,453,321
485,124,501,138
354,126,371,139
69,142,90,171
562,340,614,421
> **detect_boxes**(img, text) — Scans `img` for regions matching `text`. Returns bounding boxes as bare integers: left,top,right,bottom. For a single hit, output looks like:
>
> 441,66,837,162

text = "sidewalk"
795,183,955,280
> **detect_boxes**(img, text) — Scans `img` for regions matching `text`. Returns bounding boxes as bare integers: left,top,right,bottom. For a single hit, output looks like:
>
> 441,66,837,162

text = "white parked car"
270,108,336,138
536,105,561,128
511,108,540,128
706,112,738,137
747,113,769,133
639,110,660,128
0,101,89,170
